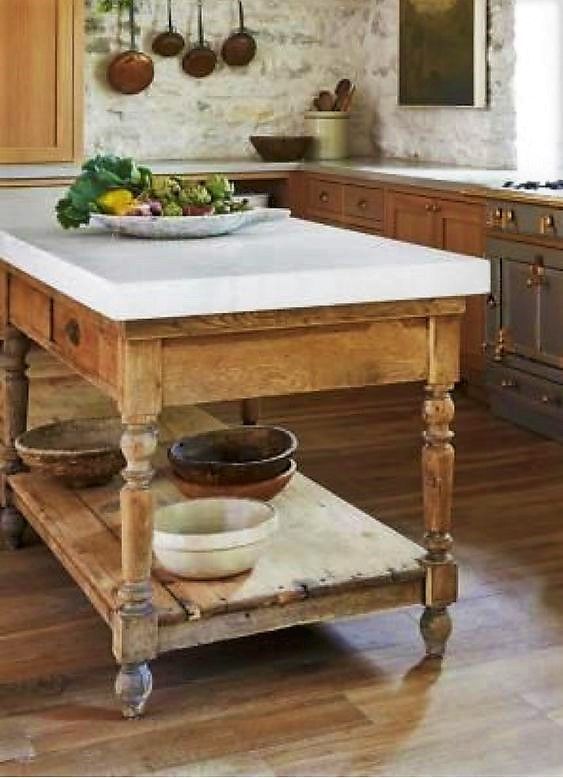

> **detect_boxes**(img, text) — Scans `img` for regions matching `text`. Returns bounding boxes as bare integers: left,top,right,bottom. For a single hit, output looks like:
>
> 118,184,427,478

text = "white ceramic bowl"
153,498,278,579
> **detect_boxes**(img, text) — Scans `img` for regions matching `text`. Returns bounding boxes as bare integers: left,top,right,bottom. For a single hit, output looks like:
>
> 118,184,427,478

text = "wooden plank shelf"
8,410,425,654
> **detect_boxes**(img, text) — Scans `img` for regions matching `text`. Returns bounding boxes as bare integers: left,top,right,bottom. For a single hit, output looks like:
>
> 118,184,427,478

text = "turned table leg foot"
241,398,261,426
115,661,153,719
1,507,26,549
420,605,452,659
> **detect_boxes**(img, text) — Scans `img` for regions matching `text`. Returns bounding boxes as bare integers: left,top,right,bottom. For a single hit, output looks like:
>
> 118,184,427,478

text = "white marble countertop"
0,187,489,322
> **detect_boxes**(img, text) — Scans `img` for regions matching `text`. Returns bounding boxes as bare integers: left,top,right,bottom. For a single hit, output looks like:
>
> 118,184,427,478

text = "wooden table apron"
0,261,463,717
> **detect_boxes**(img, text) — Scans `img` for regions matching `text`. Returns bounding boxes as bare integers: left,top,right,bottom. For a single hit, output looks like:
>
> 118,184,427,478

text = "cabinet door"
539,268,563,368
0,0,80,162
501,260,538,359
385,192,436,247
436,199,486,383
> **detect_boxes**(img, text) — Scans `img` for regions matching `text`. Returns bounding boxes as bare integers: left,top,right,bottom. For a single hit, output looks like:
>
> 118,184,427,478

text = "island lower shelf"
8,413,426,655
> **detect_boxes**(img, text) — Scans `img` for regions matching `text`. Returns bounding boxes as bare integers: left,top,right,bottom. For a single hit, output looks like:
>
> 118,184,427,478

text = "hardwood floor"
3,374,563,775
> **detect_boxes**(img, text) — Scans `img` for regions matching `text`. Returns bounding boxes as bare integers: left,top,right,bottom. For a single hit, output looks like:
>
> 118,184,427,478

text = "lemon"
97,189,135,216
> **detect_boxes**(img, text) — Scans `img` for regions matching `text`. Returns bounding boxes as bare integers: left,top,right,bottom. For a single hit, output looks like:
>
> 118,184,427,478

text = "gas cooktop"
503,179,563,193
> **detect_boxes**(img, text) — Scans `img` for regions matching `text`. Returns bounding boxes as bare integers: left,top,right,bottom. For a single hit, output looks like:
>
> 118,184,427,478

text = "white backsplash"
85,0,517,167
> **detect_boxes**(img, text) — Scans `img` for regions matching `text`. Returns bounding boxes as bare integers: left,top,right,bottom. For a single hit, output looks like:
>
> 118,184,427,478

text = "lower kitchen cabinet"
384,191,436,247
386,190,486,385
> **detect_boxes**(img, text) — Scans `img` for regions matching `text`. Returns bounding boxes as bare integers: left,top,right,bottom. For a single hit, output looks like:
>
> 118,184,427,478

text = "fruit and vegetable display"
56,155,250,230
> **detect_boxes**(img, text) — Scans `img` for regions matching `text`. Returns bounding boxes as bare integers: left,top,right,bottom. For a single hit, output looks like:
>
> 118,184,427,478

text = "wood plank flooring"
2,375,563,775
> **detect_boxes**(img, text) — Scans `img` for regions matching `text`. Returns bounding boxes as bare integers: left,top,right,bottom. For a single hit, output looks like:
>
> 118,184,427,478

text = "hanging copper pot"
182,0,217,78
221,0,256,67
152,0,185,57
107,2,154,95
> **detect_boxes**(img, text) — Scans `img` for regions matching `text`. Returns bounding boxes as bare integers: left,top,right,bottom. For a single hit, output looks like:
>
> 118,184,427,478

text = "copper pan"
107,2,154,95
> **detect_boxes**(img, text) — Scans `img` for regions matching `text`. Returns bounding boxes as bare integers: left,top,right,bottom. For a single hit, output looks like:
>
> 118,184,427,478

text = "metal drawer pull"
506,209,516,224
358,199,368,210
425,203,433,212
319,191,329,203
526,255,547,287
500,378,518,389
64,318,81,347
486,293,498,308
540,214,556,235
541,394,552,404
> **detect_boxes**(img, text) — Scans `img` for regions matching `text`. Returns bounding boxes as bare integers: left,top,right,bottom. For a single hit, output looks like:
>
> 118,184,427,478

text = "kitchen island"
0,200,489,717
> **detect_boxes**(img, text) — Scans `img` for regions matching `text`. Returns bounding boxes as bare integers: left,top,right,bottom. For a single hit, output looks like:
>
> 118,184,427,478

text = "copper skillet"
222,0,256,67
182,0,217,78
107,2,154,94
152,0,185,57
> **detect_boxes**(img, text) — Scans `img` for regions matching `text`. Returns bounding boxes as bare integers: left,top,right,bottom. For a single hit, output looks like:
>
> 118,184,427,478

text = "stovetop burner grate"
503,179,563,191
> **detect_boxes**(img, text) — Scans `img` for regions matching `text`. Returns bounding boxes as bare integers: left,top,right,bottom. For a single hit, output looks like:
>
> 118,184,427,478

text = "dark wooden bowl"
168,426,298,486
174,459,297,501
250,136,312,162
15,418,124,488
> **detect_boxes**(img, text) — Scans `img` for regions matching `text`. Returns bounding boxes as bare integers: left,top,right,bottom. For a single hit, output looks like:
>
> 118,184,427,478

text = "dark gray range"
485,194,563,441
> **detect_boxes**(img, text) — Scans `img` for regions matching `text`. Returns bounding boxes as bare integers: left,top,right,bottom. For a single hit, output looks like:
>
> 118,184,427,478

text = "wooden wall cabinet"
0,0,83,163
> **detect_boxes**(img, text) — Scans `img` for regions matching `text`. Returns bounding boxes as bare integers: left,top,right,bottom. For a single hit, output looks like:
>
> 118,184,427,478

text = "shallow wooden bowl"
250,135,312,162
175,459,297,501
168,426,298,486
15,418,124,488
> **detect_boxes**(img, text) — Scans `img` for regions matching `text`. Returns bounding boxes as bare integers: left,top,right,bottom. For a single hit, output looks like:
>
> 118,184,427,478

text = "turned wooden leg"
0,327,30,550
113,421,158,719
241,397,261,426
420,383,457,659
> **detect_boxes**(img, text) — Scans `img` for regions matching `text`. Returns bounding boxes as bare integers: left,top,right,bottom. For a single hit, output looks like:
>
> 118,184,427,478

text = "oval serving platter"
90,207,291,239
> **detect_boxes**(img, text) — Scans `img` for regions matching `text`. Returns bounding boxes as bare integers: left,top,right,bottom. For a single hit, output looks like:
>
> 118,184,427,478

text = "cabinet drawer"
343,184,384,225
487,362,563,440
9,276,51,341
306,179,343,217
52,300,118,388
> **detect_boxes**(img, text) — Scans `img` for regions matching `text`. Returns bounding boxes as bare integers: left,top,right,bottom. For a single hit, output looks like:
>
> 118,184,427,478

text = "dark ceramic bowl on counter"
250,135,312,162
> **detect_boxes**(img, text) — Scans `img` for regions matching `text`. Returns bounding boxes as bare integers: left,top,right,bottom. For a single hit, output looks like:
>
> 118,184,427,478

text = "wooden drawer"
52,299,118,388
9,275,51,341
343,184,384,226
306,178,343,218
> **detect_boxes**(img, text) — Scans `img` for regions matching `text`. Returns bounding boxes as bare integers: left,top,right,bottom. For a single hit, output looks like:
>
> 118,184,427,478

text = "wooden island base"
0,275,463,717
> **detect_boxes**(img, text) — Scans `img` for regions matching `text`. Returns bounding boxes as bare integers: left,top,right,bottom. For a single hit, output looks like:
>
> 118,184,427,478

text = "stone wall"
85,0,517,167
84,0,373,159
358,0,517,168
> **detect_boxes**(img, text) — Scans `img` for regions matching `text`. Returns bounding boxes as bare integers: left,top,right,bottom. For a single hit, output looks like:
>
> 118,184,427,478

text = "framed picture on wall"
398,0,488,107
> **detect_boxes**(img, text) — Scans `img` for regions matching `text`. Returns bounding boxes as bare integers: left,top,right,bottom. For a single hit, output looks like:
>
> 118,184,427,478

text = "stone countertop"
0,187,489,321
3,156,563,205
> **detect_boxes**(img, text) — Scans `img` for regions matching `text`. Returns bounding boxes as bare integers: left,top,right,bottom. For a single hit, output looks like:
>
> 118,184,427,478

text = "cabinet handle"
433,204,442,213
500,378,518,389
425,203,433,212
64,318,81,347
486,293,498,308
541,394,552,404
506,209,516,224
319,191,329,203
358,199,368,210
526,255,547,288
540,214,556,235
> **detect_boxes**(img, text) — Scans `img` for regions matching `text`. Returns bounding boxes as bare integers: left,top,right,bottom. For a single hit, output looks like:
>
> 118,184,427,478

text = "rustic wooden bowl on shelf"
174,459,297,501
249,135,313,162
15,418,124,488
168,425,298,486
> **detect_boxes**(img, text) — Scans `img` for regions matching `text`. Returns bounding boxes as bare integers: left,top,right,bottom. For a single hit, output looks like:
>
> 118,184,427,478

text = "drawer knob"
425,203,433,212
319,191,329,203
358,199,368,210
541,394,552,404
64,318,81,347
